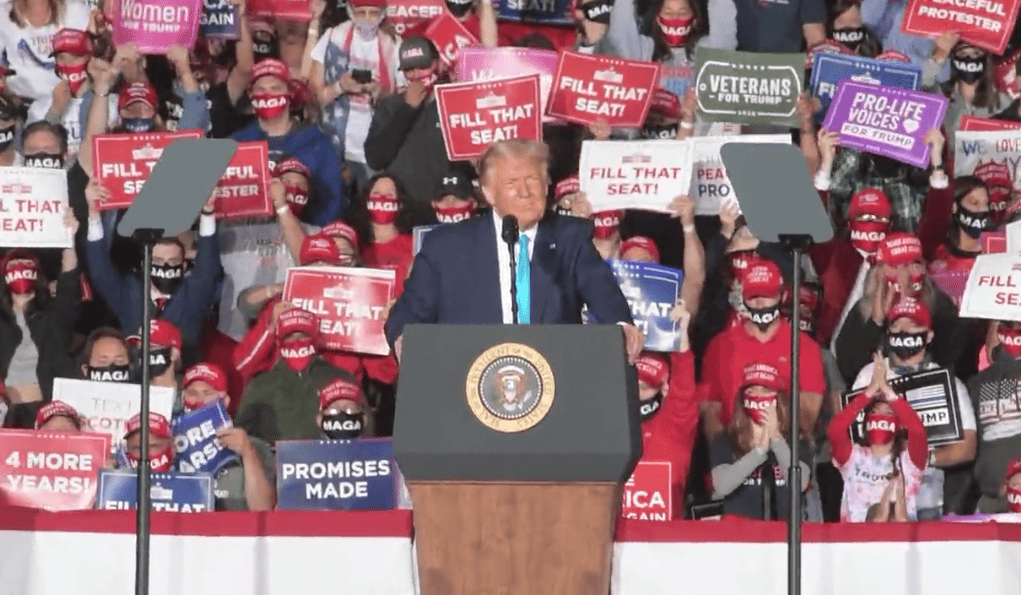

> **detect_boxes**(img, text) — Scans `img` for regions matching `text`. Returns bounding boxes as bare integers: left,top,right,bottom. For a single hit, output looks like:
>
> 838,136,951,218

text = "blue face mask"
123,118,154,132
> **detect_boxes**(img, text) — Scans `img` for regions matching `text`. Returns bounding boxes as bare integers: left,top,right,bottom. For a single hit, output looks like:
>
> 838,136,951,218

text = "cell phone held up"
351,69,373,85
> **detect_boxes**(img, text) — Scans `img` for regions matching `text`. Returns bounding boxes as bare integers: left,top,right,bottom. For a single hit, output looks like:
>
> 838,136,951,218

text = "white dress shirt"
492,210,537,324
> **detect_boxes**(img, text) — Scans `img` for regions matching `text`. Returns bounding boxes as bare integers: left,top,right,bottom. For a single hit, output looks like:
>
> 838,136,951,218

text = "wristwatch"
927,449,937,467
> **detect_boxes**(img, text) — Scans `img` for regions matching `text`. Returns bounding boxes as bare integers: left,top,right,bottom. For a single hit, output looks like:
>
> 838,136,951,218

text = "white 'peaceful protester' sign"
578,139,693,213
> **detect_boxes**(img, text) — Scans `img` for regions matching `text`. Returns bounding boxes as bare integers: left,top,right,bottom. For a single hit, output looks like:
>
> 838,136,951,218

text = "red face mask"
998,326,1021,358
591,210,622,239
406,68,438,90
279,337,316,372
657,15,694,46
284,184,308,217
743,390,776,425
849,219,888,255
367,193,400,225
865,412,898,445
5,262,37,295
251,91,290,120
434,202,475,223
126,443,174,473
1007,486,1021,513
56,61,89,95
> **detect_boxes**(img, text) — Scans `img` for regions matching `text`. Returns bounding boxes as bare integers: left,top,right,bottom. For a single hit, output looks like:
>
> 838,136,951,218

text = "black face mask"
146,346,173,377
555,204,573,216
581,0,613,24
956,204,989,238
252,34,280,60
886,331,927,358
641,124,679,140
87,363,133,383
799,317,815,336
831,26,866,50
445,0,473,17
24,153,64,169
745,304,781,331
322,412,364,439
0,125,15,153
952,56,985,83
150,263,184,294
639,393,663,422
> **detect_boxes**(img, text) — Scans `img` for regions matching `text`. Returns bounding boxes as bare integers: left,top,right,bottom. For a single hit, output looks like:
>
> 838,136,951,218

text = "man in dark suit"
386,139,642,362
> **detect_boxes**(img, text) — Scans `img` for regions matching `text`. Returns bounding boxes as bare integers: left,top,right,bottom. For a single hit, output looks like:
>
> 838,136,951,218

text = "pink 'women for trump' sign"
822,81,948,169
112,0,202,55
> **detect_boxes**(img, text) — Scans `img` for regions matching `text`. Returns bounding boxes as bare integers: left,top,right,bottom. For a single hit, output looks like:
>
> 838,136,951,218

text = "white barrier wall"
1,508,1020,595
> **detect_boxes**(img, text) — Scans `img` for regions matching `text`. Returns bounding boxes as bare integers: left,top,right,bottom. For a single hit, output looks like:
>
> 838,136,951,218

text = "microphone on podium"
502,215,519,324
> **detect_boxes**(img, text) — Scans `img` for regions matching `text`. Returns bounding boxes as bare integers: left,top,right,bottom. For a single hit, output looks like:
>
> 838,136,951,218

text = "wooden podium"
394,325,641,595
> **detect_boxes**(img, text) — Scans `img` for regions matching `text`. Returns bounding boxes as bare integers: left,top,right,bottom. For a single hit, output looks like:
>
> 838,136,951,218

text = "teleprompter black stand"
116,138,238,595
722,143,833,595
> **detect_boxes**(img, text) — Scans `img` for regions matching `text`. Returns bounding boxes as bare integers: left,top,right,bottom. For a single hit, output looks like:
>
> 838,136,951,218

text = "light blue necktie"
516,235,530,324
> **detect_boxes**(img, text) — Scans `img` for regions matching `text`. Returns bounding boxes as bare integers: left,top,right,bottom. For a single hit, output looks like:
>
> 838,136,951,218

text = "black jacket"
0,269,82,399
364,94,450,216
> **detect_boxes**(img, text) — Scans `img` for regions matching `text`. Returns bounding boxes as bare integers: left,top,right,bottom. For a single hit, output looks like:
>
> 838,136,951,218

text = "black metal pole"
134,230,160,595
779,234,812,595
787,245,802,595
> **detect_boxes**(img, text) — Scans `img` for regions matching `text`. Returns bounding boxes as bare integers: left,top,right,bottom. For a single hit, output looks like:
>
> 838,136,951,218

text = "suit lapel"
530,216,558,323
472,216,503,323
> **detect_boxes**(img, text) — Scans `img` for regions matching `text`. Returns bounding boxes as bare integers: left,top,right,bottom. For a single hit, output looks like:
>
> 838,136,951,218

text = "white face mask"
348,7,384,37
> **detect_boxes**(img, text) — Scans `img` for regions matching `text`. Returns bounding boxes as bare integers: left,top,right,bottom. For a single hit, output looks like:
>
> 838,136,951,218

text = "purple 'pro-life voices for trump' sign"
822,81,948,169
113,0,203,55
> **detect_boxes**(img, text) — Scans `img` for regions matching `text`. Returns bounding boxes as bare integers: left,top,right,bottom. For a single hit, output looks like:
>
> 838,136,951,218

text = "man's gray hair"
478,139,551,188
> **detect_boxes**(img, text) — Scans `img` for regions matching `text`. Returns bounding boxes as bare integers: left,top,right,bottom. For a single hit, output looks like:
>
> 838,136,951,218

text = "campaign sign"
960,253,1021,320
809,53,921,123
689,134,791,215
424,12,479,68
213,141,272,221
386,0,445,36
694,48,804,127
621,461,672,521
982,231,1006,253
841,368,963,446
0,168,72,248
276,438,398,511
283,266,396,355
52,379,176,452
436,74,542,161
111,0,202,55
496,0,571,24
92,130,205,210
172,400,238,475
248,0,312,20
822,81,948,169
97,469,214,512
200,0,239,39
959,115,1021,132
578,139,693,213
547,50,661,128
954,130,1021,188
586,260,682,352
456,47,561,124
0,430,110,511
413,224,438,255
901,0,1020,55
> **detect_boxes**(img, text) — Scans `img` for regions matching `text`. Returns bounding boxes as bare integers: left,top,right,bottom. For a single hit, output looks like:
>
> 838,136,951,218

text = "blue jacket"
230,121,345,226
84,228,223,366
385,212,633,345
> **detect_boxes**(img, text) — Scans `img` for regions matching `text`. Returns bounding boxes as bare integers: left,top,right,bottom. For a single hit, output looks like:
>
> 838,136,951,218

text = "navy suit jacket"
385,212,633,345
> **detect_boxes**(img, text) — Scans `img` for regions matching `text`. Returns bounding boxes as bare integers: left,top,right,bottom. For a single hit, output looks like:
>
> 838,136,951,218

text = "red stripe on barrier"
0,506,414,538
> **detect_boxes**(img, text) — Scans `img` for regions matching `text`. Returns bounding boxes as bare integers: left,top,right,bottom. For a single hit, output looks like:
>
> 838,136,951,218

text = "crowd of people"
0,0,1020,522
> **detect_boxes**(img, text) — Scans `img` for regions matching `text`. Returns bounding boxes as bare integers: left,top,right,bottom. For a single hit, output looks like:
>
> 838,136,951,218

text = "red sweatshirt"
232,296,398,385
828,391,928,470
361,234,414,297
638,351,699,516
